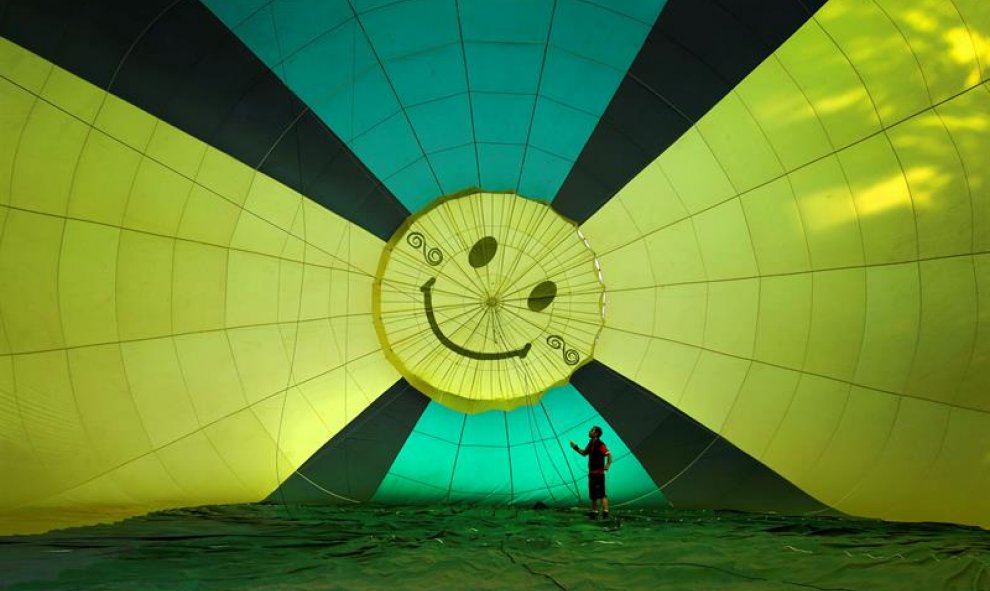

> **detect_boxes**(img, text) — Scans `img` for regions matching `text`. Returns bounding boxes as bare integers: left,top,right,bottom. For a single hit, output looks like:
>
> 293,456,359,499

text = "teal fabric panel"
473,94,533,144
406,95,473,153
477,144,525,191
529,98,599,161
465,43,544,93
382,45,467,106
430,146,480,195
271,0,352,57
582,0,668,24
519,148,573,200
232,5,283,66
551,0,651,70
372,385,665,506
459,0,554,42
205,0,269,34
349,114,422,178
384,161,442,212
201,0,666,212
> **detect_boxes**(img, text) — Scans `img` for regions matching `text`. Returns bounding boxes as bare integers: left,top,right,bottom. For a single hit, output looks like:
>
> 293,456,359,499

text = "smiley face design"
419,235,559,361
373,190,605,413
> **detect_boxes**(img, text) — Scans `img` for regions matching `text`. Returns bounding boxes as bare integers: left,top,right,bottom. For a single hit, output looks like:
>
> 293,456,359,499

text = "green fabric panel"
373,385,665,506
201,0,666,210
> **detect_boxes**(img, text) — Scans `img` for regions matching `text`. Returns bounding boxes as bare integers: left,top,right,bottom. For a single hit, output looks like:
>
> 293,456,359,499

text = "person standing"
570,425,612,519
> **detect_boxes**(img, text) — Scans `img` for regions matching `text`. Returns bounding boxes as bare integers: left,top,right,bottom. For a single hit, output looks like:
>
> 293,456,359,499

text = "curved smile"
421,278,531,360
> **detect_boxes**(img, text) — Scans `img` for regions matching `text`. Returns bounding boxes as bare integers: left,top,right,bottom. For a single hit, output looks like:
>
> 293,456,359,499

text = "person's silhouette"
570,426,612,519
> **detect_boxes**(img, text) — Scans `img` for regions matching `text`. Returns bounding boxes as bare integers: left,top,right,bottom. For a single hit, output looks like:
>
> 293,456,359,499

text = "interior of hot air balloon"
1,0,989,589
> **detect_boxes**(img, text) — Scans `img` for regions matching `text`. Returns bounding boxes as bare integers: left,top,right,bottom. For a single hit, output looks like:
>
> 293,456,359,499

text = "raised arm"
569,440,588,456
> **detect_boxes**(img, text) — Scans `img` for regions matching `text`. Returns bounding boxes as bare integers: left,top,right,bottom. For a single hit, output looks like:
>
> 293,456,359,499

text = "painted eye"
469,236,498,268
527,280,557,312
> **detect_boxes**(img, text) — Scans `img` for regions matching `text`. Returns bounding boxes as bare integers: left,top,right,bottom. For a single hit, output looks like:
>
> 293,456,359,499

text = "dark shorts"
588,473,606,500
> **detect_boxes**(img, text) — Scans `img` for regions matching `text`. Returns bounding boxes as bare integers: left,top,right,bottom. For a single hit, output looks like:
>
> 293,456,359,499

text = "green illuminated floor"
1,505,987,591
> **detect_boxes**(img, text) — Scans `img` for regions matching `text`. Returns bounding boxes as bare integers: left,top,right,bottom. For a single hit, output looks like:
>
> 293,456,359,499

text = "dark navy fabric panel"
268,380,429,504
571,361,834,515
553,0,828,223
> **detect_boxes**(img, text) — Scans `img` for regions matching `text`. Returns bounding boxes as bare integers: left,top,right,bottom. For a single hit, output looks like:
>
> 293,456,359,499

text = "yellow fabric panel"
774,21,880,150
695,91,783,192
0,77,36,206
172,241,228,333
740,178,812,275
921,406,990,523
588,0,990,528
12,100,88,216
935,84,990,250
654,284,707,345
227,325,293,405
889,112,973,259
853,264,921,393
145,120,208,179
594,327,650,382
277,259,305,322
907,258,979,402
290,320,347,383
273,386,345,470
39,65,104,123
68,130,142,226
298,265,332,320
243,173,303,231
604,287,656,335
204,408,285,497
115,231,175,340
0,36,50,92
636,337,700,400
960,254,990,409
120,338,201,449
841,396,951,521
659,129,737,214
691,200,759,280
759,375,849,483
67,345,154,468
788,156,865,270
0,210,65,351
92,93,157,152
0,39,398,534
229,210,293,259
809,386,899,496
736,56,833,171
174,332,250,426
611,163,688,237
155,431,253,502
720,363,802,459
838,136,918,265
677,351,750,432
818,0,930,126
642,220,706,285
946,0,990,84
177,184,242,246
703,279,758,359
196,146,254,207
226,250,281,326
10,351,102,487
753,275,812,369
123,157,194,236
59,221,120,347
804,269,866,380
301,199,350,256
873,0,980,103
